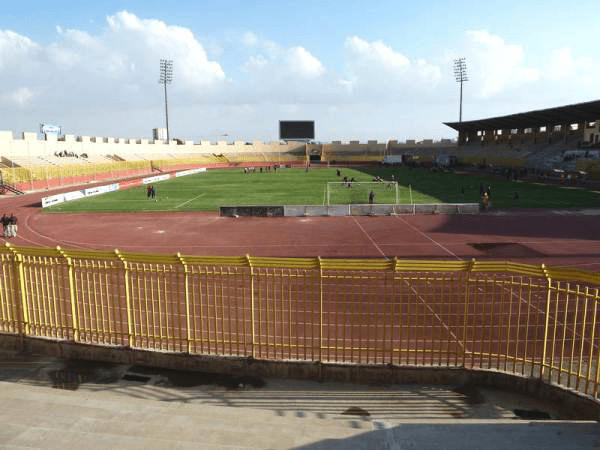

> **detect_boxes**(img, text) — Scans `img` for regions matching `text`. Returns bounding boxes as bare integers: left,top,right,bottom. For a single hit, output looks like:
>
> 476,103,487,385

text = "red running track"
2,184,600,272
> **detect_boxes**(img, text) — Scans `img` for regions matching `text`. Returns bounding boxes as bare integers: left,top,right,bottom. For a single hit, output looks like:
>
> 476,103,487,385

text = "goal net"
326,181,399,205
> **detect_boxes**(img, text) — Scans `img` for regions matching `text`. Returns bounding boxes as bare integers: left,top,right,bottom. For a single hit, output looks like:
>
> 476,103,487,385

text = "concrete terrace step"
0,349,598,449
0,381,361,449
1,381,599,450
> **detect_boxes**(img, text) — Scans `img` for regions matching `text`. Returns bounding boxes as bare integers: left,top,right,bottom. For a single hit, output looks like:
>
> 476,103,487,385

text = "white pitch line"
175,192,206,209
405,280,465,350
394,215,462,260
352,217,387,258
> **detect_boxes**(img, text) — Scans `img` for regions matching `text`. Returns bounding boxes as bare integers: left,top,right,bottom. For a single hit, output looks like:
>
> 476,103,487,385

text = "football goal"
325,181,399,205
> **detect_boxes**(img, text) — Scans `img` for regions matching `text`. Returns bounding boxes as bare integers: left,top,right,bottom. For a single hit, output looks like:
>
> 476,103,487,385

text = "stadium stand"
0,100,598,191
445,99,600,172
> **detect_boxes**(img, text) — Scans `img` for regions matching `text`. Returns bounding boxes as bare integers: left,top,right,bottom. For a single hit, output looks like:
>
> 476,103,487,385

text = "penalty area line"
175,193,207,209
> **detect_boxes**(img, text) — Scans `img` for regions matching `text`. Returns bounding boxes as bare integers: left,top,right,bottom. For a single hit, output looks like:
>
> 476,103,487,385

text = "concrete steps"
0,381,361,449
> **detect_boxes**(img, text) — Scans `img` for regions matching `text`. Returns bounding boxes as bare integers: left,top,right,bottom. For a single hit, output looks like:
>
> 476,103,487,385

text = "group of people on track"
1,213,17,238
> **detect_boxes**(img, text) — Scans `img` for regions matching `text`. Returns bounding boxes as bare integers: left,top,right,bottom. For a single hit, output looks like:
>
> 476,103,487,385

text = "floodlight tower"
159,59,173,143
454,58,468,123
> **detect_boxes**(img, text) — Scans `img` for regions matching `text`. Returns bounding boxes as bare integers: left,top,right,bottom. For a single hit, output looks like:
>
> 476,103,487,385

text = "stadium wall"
0,130,456,163
0,131,307,159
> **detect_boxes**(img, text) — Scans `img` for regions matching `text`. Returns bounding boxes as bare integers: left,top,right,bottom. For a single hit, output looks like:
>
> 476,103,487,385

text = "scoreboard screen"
279,121,315,140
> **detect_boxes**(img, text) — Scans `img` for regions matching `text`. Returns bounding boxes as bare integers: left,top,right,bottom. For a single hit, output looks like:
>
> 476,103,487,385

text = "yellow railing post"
584,288,596,394
115,249,134,348
6,243,29,337
246,254,256,359
56,246,79,342
177,253,192,354
318,256,323,362
462,258,475,368
590,289,600,398
540,264,552,380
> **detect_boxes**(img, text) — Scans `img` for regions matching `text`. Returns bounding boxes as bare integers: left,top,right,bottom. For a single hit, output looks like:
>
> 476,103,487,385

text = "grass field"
45,166,600,213
46,167,437,213
363,166,600,209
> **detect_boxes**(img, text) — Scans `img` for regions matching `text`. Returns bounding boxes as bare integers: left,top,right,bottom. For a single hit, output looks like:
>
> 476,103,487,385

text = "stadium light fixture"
159,59,173,143
454,58,468,123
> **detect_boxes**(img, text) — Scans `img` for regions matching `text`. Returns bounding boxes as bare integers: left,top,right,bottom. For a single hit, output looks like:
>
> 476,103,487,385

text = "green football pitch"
45,166,600,213
46,167,438,213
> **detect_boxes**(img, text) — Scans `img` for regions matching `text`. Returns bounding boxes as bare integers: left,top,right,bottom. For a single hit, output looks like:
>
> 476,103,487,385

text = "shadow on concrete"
0,349,571,424
293,422,600,450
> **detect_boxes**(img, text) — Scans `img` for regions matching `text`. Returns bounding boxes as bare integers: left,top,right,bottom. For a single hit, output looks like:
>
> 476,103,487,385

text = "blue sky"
0,1,598,142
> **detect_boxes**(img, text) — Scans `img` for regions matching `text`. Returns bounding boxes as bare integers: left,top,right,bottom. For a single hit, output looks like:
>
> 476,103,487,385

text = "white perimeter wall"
0,130,456,159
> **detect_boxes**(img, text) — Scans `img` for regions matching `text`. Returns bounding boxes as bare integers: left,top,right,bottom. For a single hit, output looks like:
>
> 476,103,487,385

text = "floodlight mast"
159,59,173,143
454,58,468,123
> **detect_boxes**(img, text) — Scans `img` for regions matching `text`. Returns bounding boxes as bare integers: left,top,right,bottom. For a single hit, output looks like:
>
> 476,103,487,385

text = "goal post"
326,181,399,205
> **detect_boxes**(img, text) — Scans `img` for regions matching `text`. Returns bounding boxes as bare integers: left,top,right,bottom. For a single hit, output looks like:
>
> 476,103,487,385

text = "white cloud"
287,46,324,79
548,48,574,80
346,36,410,71
0,30,41,71
4,87,35,106
0,11,225,112
104,11,225,90
546,47,598,89
242,31,258,48
343,36,441,99
463,30,540,98
239,38,334,103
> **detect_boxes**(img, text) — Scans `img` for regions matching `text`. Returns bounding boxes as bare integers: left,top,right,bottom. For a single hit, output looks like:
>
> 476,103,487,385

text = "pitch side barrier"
221,203,480,217
41,168,206,208
1,244,600,410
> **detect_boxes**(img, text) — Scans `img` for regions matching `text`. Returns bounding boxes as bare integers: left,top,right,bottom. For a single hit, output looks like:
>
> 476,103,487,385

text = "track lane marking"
394,215,462,260
404,280,466,352
352,217,387,258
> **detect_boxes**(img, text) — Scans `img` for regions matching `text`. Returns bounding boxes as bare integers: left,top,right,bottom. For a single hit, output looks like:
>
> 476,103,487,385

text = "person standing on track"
369,191,375,204
481,193,490,211
1,214,8,238
8,213,17,238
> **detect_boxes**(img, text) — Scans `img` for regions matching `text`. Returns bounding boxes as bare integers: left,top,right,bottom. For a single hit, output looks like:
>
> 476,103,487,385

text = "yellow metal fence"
1,244,600,397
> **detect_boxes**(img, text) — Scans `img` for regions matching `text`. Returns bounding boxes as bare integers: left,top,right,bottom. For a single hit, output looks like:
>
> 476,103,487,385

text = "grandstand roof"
444,99,600,133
